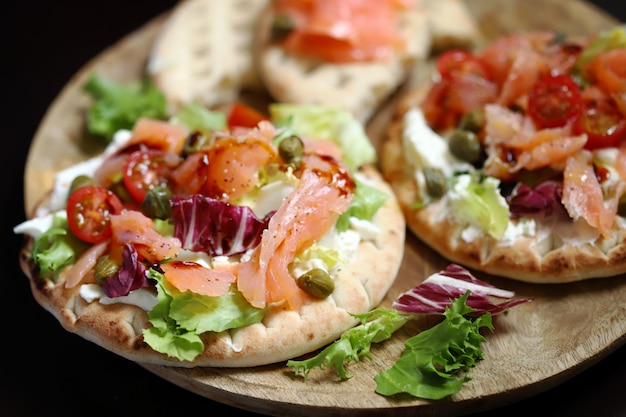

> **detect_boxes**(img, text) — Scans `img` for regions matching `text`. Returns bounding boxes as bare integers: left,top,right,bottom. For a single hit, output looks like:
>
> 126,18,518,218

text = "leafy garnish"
393,264,532,315
336,176,388,232
143,268,265,362
269,103,376,172
374,293,493,400
170,194,274,256
172,101,227,134
30,215,88,282
288,264,531,400
84,73,167,141
288,308,411,379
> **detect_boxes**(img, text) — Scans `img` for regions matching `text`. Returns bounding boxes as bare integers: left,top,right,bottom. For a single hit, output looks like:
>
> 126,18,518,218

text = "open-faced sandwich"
254,0,479,123
15,78,405,367
147,0,480,123
381,26,626,283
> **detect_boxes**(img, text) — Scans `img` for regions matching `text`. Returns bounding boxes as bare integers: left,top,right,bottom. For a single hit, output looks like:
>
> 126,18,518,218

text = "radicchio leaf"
392,264,531,316
507,180,564,218
102,243,150,298
171,194,274,256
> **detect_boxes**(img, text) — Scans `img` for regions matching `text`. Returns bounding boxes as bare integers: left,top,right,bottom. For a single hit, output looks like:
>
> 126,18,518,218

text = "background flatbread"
20,164,405,367
380,65,626,284
147,0,269,112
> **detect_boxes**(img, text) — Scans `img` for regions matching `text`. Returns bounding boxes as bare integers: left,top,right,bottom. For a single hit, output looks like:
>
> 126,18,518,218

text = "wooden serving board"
22,1,626,416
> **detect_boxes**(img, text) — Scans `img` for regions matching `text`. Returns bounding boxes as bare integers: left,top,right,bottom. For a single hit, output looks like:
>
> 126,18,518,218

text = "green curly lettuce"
84,73,167,141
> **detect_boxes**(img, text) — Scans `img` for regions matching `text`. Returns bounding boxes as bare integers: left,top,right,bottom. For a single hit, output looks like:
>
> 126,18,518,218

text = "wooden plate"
22,1,626,416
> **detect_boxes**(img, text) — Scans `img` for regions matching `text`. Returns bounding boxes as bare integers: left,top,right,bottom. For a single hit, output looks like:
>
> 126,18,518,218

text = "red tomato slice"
436,49,489,79
123,149,176,203
574,102,626,150
527,73,583,129
66,185,123,243
227,103,269,129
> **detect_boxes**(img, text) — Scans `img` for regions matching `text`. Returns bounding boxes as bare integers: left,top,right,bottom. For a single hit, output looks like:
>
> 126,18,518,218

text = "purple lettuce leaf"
171,194,274,257
392,264,531,316
507,180,565,218
102,243,151,298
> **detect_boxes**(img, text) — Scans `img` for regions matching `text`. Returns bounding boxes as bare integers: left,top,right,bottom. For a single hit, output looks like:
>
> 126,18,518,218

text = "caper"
94,256,120,284
141,186,173,219
278,135,304,169
449,129,482,163
296,268,335,299
458,108,485,133
423,166,447,198
271,13,295,42
69,175,96,195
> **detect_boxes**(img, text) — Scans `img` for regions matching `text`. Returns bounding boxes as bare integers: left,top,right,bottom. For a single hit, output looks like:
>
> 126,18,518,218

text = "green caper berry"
271,13,295,42
449,129,482,163
69,175,96,195
423,166,447,198
296,268,335,299
141,187,173,219
94,256,120,284
458,108,485,133
279,135,304,168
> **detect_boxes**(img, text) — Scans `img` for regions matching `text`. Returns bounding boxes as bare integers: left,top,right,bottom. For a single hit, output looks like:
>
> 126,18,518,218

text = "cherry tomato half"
573,102,626,150
227,103,269,129
123,149,175,203
66,185,124,244
436,49,489,80
527,73,583,129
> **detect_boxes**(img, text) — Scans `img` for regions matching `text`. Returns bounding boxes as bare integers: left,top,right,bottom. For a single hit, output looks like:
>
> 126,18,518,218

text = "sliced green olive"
296,268,335,299
423,166,447,198
69,175,96,195
278,135,304,169
271,13,295,42
94,256,120,284
458,108,485,133
449,129,482,163
141,186,173,219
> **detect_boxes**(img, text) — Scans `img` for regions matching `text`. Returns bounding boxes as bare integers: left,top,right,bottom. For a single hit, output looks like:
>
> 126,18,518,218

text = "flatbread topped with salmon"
381,27,626,283
254,0,479,123
16,99,405,367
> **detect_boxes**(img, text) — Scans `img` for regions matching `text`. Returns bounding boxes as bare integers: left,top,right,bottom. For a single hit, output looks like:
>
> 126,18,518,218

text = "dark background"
2,1,626,416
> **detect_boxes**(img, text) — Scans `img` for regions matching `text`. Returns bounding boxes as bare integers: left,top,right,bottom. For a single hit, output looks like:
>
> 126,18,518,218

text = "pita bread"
254,1,433,124
381,67,626,284
147,0,269,111
19,164,405,367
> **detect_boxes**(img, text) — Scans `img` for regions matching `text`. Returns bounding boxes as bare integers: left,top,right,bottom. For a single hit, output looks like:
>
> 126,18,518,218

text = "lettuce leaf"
374,293,493,400
268,103,376,172
143,268,265,362
170,194,274,256
448,173,509,239
171,101,226,134
287,308,411,380
84,73,167,141
336,176,388,232
30,215,89,282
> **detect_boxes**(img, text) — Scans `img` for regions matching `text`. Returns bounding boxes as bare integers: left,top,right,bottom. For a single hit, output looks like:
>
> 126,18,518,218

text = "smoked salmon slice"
235,154,355,310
